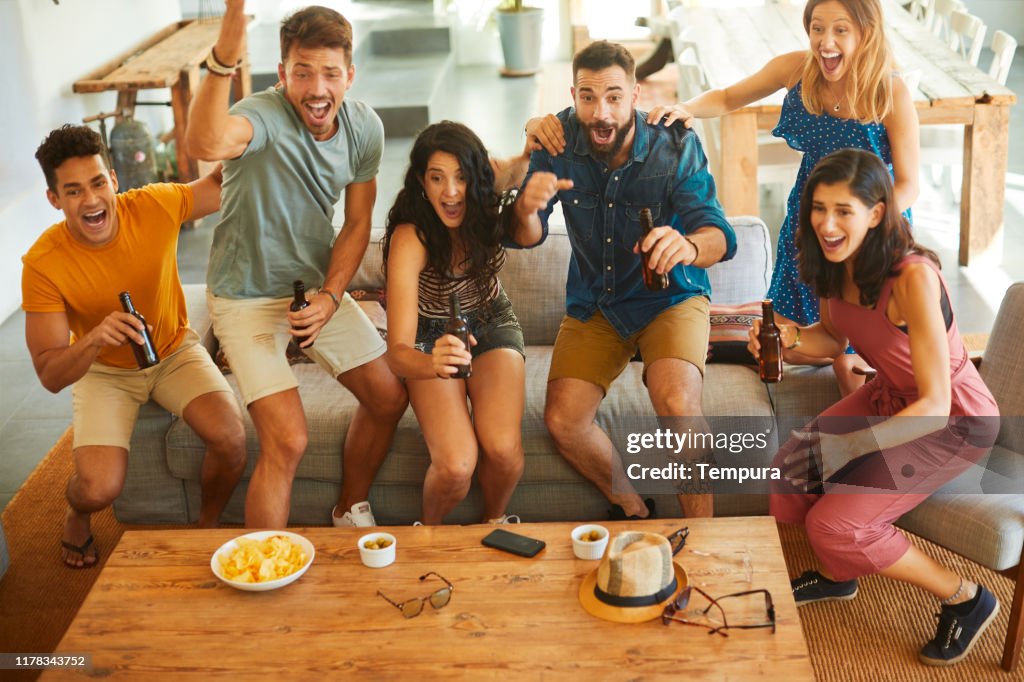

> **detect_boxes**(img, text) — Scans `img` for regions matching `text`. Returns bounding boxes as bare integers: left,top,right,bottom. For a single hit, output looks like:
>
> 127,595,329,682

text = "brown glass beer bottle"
118,291,160,368
290,280,313,348
759,298,783,383
446,292,472,379
639,208,669,291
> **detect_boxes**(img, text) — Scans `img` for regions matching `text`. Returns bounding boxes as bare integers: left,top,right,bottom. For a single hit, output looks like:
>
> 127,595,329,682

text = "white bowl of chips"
211,531,315,591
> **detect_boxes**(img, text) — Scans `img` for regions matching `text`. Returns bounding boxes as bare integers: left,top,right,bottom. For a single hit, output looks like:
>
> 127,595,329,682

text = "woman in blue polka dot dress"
648,0,919,395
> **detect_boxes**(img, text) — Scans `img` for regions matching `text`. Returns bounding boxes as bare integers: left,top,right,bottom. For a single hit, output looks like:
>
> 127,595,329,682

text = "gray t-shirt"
208,88,384,298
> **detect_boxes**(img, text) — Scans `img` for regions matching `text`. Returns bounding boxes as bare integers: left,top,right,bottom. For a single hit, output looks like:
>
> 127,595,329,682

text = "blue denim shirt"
523,108,737,338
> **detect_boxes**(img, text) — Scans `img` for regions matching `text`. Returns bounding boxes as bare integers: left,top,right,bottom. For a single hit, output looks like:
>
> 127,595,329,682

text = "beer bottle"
445,292,472,379
758,299,783,383
290,280,314,348
118,291,160,368
639,208,669,291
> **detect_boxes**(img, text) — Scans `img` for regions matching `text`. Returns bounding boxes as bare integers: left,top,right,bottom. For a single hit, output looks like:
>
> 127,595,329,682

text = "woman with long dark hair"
750,148,999,666
384,121,532,525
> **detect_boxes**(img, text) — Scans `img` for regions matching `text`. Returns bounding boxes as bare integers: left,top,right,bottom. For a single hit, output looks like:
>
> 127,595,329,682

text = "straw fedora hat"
578,531,687,623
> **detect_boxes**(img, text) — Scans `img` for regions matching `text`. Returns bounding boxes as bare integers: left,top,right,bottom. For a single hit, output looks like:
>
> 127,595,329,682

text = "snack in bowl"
358,532,397,568
211,531,315,591
572,524,610,560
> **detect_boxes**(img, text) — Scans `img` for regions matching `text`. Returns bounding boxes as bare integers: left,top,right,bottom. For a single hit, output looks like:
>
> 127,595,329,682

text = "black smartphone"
481,528,546,558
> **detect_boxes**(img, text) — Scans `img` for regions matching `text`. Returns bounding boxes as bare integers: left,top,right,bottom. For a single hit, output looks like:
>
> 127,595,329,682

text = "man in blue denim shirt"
512,41,736,519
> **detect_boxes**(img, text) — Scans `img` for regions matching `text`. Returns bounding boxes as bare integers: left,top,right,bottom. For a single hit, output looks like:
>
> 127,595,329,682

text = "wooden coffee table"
46,518,812,679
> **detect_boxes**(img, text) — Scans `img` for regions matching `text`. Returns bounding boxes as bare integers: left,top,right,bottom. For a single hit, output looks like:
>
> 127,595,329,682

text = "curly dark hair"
797,148,938,307
383,121,509,308
35,124,108,194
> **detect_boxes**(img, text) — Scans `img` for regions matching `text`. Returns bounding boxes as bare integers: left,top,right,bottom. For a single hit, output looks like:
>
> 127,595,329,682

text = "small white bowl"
571,524,609,560
211,530,315,592
358,532,397,568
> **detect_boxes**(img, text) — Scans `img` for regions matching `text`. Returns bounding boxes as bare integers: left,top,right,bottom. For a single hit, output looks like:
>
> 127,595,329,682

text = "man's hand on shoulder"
525,114,566,156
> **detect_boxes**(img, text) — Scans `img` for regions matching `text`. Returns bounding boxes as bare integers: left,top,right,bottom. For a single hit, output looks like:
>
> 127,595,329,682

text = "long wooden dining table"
672,0,1016,266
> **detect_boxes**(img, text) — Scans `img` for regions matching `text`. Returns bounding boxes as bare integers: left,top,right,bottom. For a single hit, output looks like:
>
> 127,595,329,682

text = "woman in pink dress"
749,148,999,666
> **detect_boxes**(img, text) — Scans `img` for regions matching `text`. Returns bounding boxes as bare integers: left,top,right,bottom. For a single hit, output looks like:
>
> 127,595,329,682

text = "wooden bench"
73,18,252,183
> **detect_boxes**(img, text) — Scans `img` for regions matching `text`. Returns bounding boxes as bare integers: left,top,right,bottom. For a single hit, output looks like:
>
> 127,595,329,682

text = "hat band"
593,575,678,608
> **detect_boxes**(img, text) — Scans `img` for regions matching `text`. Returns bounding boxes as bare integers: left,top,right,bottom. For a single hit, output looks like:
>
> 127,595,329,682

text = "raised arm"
185,0,255,161
884,74,920,213
647,50,804,127
26,310,148,393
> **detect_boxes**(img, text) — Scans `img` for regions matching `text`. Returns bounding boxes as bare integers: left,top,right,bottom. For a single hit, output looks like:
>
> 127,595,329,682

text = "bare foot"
61,508,98,568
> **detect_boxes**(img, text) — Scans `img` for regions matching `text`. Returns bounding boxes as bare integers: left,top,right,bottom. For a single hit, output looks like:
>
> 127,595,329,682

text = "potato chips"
218,535,309,583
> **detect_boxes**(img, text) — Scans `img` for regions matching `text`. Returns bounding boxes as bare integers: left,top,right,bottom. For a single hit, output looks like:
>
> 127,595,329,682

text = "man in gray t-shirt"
186,1,407,529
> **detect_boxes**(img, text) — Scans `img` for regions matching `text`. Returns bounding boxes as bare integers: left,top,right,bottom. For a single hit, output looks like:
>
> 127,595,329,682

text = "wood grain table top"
47,517,812,680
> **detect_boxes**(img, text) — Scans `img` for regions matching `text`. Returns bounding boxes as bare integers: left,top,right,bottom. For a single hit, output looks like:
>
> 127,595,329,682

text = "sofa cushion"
980,281,1024,452
707,215,772,305
707,301,759,364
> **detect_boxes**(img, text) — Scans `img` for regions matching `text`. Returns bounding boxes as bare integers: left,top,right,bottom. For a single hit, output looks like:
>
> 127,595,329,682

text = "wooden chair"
930,0,966,44
947,10,987,66
907,0,935,32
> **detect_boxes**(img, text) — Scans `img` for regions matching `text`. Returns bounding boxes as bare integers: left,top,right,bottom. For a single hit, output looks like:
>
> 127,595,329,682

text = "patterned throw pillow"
707,302,760,364
215,289,388,374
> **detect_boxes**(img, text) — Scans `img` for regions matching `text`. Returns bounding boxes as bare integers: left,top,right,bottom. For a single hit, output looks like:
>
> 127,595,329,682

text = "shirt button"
573,199,579,205
607,202,613,208
606,238,612,243
606,288,612,292
603,168,608,173
606,266,612,271
614,176,619,181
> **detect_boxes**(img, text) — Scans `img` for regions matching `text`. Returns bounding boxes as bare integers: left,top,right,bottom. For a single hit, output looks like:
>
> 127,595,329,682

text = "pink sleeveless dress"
769,255,999,581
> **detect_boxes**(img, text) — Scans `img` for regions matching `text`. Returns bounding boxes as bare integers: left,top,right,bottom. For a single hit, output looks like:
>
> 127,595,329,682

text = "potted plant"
495,0,543,76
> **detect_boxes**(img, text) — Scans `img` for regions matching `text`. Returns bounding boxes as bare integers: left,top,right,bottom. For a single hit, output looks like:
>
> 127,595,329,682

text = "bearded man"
509,40,737,520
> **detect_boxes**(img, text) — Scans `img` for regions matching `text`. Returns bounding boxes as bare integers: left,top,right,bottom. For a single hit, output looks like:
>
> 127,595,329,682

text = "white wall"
0,0,183,320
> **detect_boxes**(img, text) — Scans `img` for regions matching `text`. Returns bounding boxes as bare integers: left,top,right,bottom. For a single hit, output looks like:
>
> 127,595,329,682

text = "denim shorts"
415,290,525,359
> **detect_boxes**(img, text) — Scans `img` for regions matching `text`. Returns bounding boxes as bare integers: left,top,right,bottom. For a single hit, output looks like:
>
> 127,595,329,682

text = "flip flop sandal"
61,535,98,569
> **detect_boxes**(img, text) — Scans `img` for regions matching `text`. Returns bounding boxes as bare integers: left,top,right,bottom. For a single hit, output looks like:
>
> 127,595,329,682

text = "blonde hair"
800,0,893,123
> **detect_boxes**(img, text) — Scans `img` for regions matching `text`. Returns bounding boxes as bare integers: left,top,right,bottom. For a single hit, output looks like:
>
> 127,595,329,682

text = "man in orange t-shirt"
21,125,246,568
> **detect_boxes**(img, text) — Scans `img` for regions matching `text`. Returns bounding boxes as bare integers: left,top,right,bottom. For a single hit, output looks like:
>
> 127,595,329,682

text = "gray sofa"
114,216,842,526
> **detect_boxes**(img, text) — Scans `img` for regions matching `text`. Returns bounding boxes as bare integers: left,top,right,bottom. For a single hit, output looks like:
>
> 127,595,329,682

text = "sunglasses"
376,572,454,619
661,586,775,636
667,527,689,556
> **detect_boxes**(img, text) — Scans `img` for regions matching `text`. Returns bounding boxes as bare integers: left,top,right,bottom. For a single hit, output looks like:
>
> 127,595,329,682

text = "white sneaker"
332,501,376,527
487,514,521,524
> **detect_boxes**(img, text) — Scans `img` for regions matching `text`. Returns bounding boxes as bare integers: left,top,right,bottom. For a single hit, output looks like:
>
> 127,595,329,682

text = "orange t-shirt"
21,183,193,369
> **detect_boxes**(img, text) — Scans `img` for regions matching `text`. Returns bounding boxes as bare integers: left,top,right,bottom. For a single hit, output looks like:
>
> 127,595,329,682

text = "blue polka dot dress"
768,80,910,325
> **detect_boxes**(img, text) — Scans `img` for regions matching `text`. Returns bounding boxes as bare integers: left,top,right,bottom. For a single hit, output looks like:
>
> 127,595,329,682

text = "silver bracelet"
940,578,965,605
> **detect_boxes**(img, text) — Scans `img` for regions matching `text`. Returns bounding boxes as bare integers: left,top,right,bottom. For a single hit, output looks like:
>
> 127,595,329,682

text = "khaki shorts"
72,329,233,450
548,297,710,394
207,290,386,406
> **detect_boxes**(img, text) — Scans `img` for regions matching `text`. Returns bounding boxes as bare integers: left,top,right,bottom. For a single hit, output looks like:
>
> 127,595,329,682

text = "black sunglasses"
667,527,689,556
376,572,454,619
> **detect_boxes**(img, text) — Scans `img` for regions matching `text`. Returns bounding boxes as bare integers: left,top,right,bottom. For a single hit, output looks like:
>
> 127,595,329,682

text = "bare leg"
63,445,128,567
181,391,247,527
466,350,525,521
408,376,477,524
880,545,975,604
646,357,712,518
545,378,649,517
245,389,308,528
334,356,408,516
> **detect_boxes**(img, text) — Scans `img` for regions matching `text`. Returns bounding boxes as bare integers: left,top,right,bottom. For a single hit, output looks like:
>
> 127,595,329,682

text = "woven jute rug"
1,430,1020,680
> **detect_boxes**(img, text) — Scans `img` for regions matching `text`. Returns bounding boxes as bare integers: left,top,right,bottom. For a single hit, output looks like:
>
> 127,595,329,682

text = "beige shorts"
548,296,710,394
72,329,233,450
207,290,386,406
